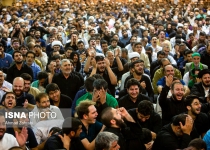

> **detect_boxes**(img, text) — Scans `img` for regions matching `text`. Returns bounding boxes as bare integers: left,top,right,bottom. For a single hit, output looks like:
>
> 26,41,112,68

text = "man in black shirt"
119,78,150,110
184,95,209,138
128,100,162,140
101,107,146,150
44,117,85,150
124,60,154,102
52,59,83,100
153,114,193,150
46,83,72,118
6,51,33,84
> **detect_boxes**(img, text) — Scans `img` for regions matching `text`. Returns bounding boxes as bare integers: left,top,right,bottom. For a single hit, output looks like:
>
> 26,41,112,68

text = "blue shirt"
28,62,41,81
0,53,13,68
157,77,185,87
80,120,103,142
71,89,86,115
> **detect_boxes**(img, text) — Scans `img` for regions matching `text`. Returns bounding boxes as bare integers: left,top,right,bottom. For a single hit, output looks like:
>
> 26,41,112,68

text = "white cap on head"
128,52,140,60
96,53,105,57
52,40,62,47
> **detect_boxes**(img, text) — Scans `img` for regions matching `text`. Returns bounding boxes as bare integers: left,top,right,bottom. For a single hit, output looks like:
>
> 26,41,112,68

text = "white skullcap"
52,41,62,47
89,16,94,20
18,19,25,23
96,53,105,57
129,52,140,60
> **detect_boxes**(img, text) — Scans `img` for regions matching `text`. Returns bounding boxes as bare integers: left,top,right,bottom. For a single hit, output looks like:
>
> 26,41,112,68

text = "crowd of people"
0,0,210,150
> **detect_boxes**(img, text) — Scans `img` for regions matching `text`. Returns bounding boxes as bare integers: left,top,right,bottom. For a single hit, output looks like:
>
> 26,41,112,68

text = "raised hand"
104,58,110,67
165,75,173,87
15,127,28,147
58,133,71,150
179,115,193,135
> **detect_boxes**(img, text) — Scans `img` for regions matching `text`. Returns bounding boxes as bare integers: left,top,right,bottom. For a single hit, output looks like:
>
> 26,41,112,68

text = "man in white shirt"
0,112,28,150
0,70,12,103
30,93,63,127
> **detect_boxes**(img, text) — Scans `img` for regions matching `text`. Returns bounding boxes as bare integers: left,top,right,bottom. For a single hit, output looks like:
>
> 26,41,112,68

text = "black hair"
130,59,144,68
26,50,35,58
85,77,96,92
137,100,154,116
188,138,207,150
69,51,81,72
37,71,48,80
172,114,188,126
62,117,82,134
35,93,49,103
184,95,200,107
93,79,108,90
12,51,22,59
20,73,32,82
45,83,60,94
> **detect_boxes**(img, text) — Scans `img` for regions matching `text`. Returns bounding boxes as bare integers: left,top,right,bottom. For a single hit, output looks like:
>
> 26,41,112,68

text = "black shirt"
52,72,83,100
50,94,72,118
44,132,85,150
16,92,36,107
124,74,154,102
6,127,38,149
159,85,187,125
6,63,34,84
153,124,191,150
118,94,150,110
128,108,162,134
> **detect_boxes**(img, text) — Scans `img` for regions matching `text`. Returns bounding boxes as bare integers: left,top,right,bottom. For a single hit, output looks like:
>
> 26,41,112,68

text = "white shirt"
36,52,48,71
33,119,64,144
0,80,12,103
0,133,19,150
30,105,64,127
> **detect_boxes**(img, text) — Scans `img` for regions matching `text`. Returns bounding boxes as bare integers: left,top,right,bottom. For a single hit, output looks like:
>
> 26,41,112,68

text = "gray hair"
95,132,119,150
60,59,70,66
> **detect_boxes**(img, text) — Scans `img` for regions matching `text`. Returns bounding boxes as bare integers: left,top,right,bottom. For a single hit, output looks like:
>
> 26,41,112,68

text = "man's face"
12,42,20,50
110,141,120,150
26,53,35,65
199,35,206,42
20,47,28,56
23,80,31,93
0,71,4,85
122,30,128,38
188,99,201,116
89,40,96,47
0,46,4,56
151,37,157,45
35,31,41,39
163,46,170,56
78,43,84,51
134,44,143,54
73,54,78,63
186,53,192,62
34,47,41,56
157,54,165,61
74,125,82,137
201,74,210,87
127,85,139,100
48,90,60,102
164,65,174,76
3,93,16,109
86,105,98,124
111,41,118,48
137,111,150,122
53,45,60,51
65,50,72,58
37,96,50,108
61,61,73,75
102,43,108,52
158,31,165,40
130,37,137,44
111,108,126,128
106,52,114,62
13,80,24,97
192,56,200,65
171,83,184,101
132,62,144,76
0,116,6,140
97,60,106,73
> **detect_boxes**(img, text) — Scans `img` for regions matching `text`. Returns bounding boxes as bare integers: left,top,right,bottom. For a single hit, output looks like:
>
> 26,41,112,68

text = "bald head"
164,65,174,76
13,77,24,97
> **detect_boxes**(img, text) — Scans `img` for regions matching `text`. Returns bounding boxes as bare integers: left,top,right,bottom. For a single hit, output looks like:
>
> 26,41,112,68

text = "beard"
16,61,23,64
135,70,143,76
114,118,127,128
202,82,210,88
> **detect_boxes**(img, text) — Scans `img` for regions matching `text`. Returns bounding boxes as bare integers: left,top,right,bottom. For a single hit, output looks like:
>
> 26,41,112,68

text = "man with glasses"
46,83,72,118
